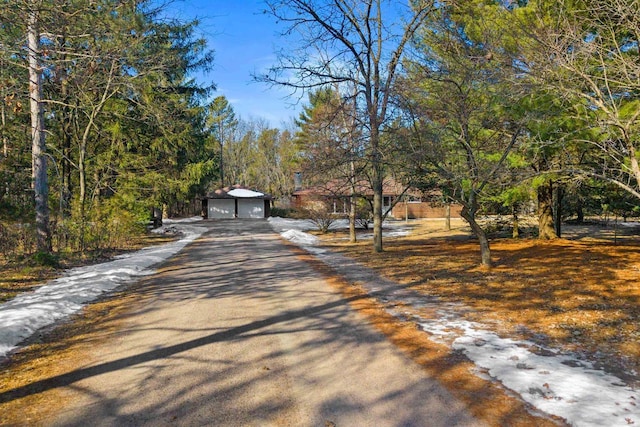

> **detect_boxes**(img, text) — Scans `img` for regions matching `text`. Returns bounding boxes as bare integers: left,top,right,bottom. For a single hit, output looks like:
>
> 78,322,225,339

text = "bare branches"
260,0,437,252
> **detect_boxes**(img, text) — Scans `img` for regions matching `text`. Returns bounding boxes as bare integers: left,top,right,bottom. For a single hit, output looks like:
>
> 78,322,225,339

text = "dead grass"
0,233,177,303
0,231,177,425
0,282,146,425
324,218,640,386
291,241,562,426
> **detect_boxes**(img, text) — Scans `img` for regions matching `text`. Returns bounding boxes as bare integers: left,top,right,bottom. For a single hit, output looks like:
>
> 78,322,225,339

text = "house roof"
204,185,272,200
292,177,419,198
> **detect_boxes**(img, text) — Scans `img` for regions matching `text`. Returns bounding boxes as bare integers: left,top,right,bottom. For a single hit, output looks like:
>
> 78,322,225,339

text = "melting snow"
227,188,264,198
281,229,320,246
270,217,640,427
0,217,206,359
422,317,640,427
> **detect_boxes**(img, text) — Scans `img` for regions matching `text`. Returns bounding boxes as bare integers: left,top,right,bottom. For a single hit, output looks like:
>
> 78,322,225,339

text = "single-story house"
291,178,461,220
202,185,272,219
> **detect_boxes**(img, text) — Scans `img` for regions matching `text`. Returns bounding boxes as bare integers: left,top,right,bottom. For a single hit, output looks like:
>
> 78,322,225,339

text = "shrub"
356,218,370,230
0,222,19,257
270,207,293,218
294,202,336,233
33,250,59,267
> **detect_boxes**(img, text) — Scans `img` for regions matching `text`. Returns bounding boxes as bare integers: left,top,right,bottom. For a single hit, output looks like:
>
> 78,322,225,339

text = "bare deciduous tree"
259,0,435,252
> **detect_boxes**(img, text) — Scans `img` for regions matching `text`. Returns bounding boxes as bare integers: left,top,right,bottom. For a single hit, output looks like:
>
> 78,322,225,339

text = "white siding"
237,199,264,219
208,199,235,219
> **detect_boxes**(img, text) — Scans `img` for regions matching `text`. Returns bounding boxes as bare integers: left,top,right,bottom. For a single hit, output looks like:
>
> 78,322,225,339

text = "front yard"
324,218,640,386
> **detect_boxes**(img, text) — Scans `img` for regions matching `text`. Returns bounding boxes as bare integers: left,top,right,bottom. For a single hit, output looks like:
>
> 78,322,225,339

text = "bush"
293,202,336,233
356,218,370,230
33,250,59,267
270,207,293,218
0,222,19,257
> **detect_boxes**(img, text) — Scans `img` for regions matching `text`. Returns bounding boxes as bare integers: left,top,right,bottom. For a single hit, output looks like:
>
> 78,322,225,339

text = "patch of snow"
276,220,640,427
228,188,264,198
418,316,640,427
281,229,319,246
268,216,409,238
268,217,316,232
0,220,206,359
162,216,204,224
618,221,640,228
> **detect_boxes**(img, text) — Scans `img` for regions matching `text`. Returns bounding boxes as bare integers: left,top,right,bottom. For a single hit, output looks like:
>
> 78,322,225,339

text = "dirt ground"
322,218,640,387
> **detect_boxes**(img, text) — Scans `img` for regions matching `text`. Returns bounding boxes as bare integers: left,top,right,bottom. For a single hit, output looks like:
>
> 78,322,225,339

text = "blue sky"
164,0,303,127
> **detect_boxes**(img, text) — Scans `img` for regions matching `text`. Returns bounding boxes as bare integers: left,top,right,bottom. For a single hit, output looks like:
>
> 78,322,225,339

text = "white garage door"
237,199,264,219
208,199,235,219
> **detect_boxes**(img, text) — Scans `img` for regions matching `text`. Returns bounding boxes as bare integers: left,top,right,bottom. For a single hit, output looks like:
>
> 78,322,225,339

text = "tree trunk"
1,97,7,199
626,135,640,191
219,137,224,188
1,90,8,201
78,139,87,251
576,200,584,223
1,99,6,158
59,62,73,217
512,206,519,239
461,205,491,268
372,165,383,253
537,181,557,240
349,194,357,243
371,123,383,253
553,184,563,238
445,203,451,231
28,4,51,253
61,115,72,215
348,159,357,243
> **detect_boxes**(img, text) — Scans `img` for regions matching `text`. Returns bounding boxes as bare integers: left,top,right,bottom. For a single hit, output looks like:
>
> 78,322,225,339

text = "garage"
237,199,264,219
202,185,271,219
208,199,235,219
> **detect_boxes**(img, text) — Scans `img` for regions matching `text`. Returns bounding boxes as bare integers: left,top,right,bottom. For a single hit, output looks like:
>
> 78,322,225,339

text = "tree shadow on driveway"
1,220,484,426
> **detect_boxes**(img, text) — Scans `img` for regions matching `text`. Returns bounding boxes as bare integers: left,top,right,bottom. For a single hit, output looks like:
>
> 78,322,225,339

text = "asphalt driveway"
46,219,483,426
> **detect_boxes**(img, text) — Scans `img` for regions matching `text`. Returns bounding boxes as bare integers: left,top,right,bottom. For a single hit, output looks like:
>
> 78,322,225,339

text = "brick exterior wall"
390,202,463,219
292,192,463,220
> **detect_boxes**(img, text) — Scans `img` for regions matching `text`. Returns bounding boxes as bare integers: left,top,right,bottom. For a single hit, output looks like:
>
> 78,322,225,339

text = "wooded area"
0,0,300,260
264,0,640,266
1,0,639,268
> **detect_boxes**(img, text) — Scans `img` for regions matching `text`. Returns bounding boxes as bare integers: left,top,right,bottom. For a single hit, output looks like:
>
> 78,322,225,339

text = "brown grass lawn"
323,218,640,386
0,233,177,303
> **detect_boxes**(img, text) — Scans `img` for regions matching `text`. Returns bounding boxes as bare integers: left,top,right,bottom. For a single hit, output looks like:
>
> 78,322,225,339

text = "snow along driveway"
2,219,483,426
270,217,640,427
0,217,207,360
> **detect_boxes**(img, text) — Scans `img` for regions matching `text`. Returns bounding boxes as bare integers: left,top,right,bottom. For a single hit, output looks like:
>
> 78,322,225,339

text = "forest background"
0,0,639,268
